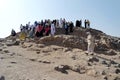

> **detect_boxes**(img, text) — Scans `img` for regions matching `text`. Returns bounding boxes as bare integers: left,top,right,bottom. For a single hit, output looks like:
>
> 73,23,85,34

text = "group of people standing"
75,19,90,28
11,18,94,54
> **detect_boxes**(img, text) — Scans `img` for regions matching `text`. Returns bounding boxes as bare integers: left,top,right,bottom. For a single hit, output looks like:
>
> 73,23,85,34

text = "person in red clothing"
35,23,44,37
44,23,51,36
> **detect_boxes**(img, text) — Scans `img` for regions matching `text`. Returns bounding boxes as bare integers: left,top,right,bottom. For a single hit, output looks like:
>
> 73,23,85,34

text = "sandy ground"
0,41,120,80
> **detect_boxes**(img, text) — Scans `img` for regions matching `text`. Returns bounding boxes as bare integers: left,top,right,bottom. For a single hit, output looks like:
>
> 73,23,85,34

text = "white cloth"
51,23,56,36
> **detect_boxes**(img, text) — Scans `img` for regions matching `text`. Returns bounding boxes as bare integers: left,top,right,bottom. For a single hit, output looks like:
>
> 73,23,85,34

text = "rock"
0,48,2,51
118,64,120,68
104,76,108,80
63,48,72,52
29,59,36,62
110,60,117,65
13,41,20,45
70,64,86,74
6,41,20,46
114,76,120,80
0,75,5,80
102,70,107,75
88,57,99,63
54,65,70,74
106,50,117,56
10,62,17,64
3,49,9,53
7,52,15,56
102,61,108,65
71,55,77,60
115,69,120,74
36,51,40,54
86,69,97,77
88,62,92,66
36,44,45,48
6,42,13,46
0,57,5,59
42,61,51,64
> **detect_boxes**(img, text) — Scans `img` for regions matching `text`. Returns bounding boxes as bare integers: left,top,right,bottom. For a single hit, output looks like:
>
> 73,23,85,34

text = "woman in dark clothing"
69,22,74,33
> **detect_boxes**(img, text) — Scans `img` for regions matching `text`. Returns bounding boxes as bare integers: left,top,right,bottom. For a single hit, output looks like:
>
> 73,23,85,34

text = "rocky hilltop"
0,27,120,80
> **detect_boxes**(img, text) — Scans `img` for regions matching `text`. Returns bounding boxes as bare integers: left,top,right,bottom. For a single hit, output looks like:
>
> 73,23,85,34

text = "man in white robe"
87,32,95,54
51,22,56,36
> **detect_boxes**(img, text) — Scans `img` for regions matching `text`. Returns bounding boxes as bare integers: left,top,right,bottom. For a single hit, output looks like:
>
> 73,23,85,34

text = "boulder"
88,57,99,63
70,64,86,74
105,50,117,56
115,69,120,74
3,49,9,53
86,69,98,77
54,65,70,74
114,76,120,80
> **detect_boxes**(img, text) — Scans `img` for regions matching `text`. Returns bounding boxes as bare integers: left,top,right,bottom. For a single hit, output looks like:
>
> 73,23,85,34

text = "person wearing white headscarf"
51,22,56,36
87,32,95,54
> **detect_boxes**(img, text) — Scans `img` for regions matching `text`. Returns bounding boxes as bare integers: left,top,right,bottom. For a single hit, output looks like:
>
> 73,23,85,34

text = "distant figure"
29,26,34,38
20,24,23,32
51,22,56,36
44,24,51,36
59,18,63,28
11,29,16,36
69,21,74,33
80,20,82,27
76,20,80,27
84,19,87,28
64,22,69,35
86,32,95,54
87,20,90,28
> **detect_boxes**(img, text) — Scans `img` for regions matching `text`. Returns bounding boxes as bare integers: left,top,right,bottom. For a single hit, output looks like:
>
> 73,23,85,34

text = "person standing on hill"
87,20,90,28
84,19,87,28
51,22,56,36
69,21,74,33
86,32,95,54
80,20,82,27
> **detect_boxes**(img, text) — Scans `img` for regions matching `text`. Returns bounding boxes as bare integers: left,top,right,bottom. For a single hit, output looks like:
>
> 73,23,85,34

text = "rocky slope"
0,27,120,80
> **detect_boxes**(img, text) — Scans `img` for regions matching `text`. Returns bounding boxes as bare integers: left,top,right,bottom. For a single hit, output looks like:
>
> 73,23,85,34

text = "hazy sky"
0,0,120,38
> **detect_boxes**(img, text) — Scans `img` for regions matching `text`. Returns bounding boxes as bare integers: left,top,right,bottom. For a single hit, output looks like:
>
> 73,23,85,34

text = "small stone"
71,55,77,60
63,48,72,52
42,61,51,64
0,48,2,51
28,44,33,47
102,61,108,65
7,53,15,56
88,62,92,66
29,59,36,62
88,57,99,63
10,62,17,64
3,49,9,53
36,44,45,48
110,60,117,65
114,76,120,80
13,41,20,45
102,70,107,75
54,65,70,74
36,51,40,54
104,76,108,80
115,69,120,74
106,50,117,56
86,69,97,77
118,64,120,68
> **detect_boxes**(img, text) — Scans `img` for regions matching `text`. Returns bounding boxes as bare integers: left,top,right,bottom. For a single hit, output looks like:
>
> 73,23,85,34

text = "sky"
0,0,120,38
